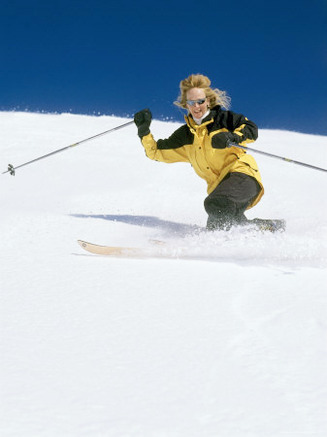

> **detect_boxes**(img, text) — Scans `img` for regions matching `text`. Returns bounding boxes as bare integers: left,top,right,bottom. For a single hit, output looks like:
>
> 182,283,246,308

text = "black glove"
211,132,240,149
134,109,152,138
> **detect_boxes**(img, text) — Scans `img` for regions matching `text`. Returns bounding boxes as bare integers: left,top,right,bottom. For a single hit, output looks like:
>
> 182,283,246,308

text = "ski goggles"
186,98,207,106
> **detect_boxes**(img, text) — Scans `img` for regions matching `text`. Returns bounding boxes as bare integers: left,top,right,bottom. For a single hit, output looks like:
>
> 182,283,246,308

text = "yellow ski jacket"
141,106,264,209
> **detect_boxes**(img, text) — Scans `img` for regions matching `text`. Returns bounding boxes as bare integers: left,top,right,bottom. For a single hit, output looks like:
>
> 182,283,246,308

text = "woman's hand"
211,132,239,149
134,109,152,138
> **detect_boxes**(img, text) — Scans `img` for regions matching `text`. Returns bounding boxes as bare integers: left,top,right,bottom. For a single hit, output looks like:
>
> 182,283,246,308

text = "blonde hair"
174,74,231,110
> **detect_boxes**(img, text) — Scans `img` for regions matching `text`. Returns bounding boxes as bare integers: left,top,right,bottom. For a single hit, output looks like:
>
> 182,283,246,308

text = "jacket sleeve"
140,125,192,163
225,111,258,145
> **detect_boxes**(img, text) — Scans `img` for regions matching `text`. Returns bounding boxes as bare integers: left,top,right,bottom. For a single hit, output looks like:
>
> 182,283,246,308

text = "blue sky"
1,0,327,135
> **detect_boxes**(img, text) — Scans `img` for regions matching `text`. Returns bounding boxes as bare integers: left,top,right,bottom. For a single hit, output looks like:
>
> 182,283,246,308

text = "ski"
77,240,148,257
77,219,285,258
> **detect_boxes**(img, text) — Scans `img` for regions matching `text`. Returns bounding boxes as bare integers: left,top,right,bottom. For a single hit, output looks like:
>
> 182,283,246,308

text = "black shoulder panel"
157,125,194,150
206,107,258,140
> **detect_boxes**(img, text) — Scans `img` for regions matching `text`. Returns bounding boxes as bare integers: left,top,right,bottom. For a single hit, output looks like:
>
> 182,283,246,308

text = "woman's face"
186,87,209,119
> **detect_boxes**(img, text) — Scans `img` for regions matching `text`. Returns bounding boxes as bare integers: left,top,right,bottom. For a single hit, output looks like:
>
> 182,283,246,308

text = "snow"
1,111,326,437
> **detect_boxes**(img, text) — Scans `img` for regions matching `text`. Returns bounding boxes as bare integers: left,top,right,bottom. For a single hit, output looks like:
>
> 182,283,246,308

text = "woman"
134,74,264,230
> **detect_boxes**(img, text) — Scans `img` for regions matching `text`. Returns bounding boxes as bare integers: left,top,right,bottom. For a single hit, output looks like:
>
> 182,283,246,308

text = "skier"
134,74,264,230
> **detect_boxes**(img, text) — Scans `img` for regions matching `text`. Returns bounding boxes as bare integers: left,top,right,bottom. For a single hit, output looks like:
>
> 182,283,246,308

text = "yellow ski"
77,240,150,257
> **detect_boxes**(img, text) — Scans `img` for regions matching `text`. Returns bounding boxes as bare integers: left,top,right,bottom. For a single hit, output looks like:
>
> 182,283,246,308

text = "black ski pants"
204,172,261,230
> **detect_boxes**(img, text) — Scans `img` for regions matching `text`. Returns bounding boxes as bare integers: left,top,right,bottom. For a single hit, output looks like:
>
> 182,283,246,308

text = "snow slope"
1,111,326,437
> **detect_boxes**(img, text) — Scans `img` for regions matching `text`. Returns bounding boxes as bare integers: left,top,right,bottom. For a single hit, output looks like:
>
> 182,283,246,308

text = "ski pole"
229,142,327,173
2,120,134,176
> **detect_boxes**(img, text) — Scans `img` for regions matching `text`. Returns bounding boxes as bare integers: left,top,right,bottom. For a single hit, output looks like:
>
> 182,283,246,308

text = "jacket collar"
185,105,221,131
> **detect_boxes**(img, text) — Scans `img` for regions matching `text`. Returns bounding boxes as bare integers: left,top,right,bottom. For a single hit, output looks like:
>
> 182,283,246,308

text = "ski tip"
77,239,142,256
